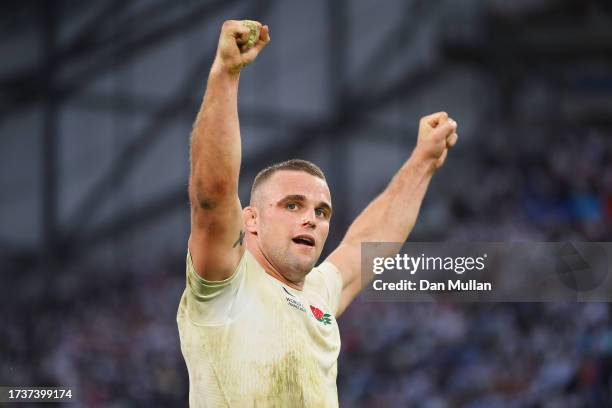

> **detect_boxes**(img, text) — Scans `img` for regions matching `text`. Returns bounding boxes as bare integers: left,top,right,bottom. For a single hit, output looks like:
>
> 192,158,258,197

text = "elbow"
189,177,235,211
194,194,217,211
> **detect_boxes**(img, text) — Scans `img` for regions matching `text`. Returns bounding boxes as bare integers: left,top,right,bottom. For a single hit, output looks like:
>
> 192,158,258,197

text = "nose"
301,211,316,229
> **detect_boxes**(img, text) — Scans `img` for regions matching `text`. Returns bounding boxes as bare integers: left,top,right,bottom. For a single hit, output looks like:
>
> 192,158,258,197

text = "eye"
287,203,298,210
315,208,326,218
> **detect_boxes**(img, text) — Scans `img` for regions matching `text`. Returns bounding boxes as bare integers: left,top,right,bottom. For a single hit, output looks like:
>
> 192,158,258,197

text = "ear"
243,206,258,233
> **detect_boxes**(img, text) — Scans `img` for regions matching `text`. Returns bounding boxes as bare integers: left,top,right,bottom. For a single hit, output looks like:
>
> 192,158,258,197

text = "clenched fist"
213,20,270,75
413,112,458,170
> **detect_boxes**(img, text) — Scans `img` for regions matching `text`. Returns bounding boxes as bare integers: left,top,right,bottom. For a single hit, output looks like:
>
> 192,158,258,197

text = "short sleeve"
182,249,247,325
314,261,343,316
186,250,245,301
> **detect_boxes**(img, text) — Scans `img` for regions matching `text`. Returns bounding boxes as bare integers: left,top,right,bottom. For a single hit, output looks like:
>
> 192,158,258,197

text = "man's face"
251,170,332,283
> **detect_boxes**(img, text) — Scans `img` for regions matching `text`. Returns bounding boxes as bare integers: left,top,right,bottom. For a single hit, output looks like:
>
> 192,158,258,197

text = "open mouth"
292,235,315,247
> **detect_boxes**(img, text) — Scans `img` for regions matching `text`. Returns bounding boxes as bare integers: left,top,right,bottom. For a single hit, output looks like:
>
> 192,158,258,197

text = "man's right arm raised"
188,20,270,281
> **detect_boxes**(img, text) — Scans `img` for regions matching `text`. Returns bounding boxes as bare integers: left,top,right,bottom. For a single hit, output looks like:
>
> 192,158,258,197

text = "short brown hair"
250,159,326,202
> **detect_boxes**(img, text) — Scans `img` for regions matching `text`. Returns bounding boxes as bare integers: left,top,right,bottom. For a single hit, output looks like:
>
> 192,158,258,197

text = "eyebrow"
278,194,333,215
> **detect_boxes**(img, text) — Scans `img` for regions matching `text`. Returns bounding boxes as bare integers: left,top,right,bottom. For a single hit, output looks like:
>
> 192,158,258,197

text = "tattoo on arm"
233,230,245,248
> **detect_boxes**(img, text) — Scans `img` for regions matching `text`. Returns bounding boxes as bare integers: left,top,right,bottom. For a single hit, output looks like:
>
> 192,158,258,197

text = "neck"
246,235,305,291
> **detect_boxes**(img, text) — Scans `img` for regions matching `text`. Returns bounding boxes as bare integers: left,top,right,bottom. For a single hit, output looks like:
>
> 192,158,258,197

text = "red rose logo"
310,305,332,325
310,305,324,320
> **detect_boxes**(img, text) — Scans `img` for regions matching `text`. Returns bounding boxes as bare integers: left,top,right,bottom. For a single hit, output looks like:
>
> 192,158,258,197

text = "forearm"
330,153,436,316
342,154,435,245
189,65,242,206
330,112,457,315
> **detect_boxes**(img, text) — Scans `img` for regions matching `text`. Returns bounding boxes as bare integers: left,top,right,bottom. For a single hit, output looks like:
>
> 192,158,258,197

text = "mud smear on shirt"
195,328,327,406
256,349,324,407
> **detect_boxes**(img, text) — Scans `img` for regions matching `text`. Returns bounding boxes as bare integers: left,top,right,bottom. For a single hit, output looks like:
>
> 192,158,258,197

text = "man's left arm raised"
325,112,458,317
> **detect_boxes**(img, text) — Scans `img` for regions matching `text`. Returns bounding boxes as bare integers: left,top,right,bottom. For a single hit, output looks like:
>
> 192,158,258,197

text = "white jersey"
177,249,343,407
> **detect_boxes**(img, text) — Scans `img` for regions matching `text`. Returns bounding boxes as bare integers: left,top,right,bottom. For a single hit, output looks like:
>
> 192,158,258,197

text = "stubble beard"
266,241,317,283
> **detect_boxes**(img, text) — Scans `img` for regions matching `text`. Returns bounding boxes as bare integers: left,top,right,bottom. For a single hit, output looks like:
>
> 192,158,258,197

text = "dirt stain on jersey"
255,349,326,407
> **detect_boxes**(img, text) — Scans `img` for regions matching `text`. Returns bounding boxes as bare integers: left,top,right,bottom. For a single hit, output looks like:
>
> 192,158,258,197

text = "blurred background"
1,0,612,406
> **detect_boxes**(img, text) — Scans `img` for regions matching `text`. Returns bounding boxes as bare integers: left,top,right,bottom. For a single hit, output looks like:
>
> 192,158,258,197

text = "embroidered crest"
310,305,332,325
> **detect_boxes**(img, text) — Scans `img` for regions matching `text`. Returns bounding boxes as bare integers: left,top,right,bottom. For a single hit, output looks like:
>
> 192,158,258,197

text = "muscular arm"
188,21,270,281
326,112,458,316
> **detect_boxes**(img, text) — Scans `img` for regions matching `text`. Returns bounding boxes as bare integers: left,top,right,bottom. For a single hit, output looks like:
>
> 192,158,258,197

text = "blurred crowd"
339,302,612,407
446,129,612,242
1,257,188,406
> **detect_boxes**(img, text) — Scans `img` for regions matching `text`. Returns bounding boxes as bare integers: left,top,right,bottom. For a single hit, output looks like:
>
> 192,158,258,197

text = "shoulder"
185,248,252,301
305,261,343,314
